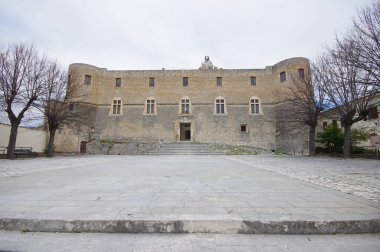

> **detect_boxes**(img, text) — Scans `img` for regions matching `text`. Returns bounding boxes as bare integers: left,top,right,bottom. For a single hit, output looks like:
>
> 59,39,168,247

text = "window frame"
368,107,379,120
323,122,328,131
249,96,262,115
240,124,248,133
216,77,222,87
183,77,189,87
110,98,122,115
84,75,92,85
149,77,155,88
215,96,227,115
144,97,157,115
116,78,121,87
180,97,191,114
250,76,256,86
298,68,305,79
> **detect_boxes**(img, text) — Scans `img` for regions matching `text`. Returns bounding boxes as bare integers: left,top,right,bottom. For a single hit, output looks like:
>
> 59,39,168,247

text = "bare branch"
35,62,94,157
0,42,48,158
277,64,329,155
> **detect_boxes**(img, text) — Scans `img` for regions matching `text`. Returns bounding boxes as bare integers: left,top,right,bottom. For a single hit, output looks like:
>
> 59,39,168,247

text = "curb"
1,218,379,234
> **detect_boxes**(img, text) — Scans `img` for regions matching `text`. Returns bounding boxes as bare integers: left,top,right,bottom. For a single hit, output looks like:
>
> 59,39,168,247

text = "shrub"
351,146,366,154
316,125,344,153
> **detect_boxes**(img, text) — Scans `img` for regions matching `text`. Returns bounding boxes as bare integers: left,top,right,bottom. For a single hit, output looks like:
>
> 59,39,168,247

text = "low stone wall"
87,140,159,155
210,144,273,155
0,123,46,153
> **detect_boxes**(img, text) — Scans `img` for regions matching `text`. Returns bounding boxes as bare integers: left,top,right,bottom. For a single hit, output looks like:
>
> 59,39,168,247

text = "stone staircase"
144,142,223,155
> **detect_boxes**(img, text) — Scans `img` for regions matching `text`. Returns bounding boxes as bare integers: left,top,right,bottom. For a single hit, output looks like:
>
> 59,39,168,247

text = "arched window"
145,97,157,115
249,97,261,114
180,97,191,114
111,98,122,115
215,96,227,114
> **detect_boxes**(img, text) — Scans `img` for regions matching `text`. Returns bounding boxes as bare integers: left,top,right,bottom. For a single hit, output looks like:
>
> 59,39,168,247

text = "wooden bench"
0,147,7,155
14,147,33,158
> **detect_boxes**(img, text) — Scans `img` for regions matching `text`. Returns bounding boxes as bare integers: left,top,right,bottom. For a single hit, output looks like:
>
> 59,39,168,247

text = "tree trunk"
343,124,352,159
309,125,316,156
6,121,20,159
47,128,57,157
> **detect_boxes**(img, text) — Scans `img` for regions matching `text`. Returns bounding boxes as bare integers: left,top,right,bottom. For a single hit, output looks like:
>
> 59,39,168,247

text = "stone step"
144,142,222,155
147,151,221,155
160,146,210,150
143,153,223,155
1,218,378,234
157,149,212,153
158,148,212,151
155,152,220,154
159,144,209,148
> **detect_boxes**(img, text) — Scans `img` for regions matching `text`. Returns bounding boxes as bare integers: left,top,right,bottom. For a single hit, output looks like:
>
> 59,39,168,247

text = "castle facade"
55,57,310,154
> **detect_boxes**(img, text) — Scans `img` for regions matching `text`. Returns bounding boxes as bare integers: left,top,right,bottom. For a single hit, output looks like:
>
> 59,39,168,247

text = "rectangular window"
116,78,121,87
240,124,247,132
332,120,337,128
280,72,286,82
183,77,188,87
216,99,225,114
147,100,155,114
323,122,328,131
368,107,379,120
149,77,155,87
298,68,305,79
84,75,92,85
216,77,222,87
250,99,260,114
250,76,256,86
216,103,224,114
181,99,190,114
112,100,121,114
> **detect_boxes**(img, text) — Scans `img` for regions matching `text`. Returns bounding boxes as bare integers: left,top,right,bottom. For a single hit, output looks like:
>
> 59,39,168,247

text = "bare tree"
347,0,380,86
278,66,328,156
37,63,91,157
0,43,48,159
315,40,380,158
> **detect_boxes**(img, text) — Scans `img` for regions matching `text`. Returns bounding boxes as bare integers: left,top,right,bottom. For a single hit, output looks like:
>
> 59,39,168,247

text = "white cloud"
0,0,368,70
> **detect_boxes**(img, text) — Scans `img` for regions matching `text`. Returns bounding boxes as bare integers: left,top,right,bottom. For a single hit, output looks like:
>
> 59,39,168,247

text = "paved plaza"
0,155,379,235
224,156,380,203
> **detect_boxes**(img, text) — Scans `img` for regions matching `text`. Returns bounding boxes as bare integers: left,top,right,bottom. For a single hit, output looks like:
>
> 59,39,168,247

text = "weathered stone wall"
56,57,311,153
54,125,91,153
274,104,309,155
91,104,277,150
87,140,159,155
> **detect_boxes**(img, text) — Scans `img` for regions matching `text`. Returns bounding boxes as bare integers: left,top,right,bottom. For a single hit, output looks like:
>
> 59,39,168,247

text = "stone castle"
54,57,310,154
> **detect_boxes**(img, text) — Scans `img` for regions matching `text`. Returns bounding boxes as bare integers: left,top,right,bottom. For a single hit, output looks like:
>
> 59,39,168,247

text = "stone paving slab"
0,155,379,234
1,231,380,252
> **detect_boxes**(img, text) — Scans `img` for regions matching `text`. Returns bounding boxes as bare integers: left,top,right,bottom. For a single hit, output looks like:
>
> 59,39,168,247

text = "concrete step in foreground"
0,218,379,234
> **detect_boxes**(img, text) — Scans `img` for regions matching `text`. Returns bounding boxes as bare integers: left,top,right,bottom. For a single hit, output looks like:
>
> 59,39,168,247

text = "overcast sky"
0,0,370,70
